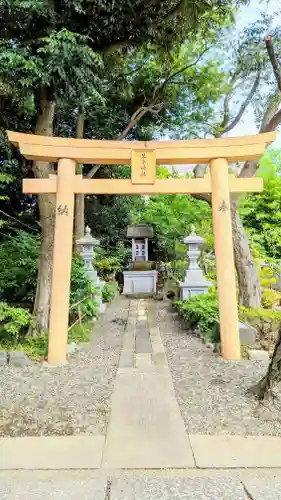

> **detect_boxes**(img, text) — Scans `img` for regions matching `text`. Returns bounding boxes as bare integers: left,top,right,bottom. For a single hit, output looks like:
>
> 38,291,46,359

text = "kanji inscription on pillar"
131,149,156,184
57,204,69,216
219,200,230,213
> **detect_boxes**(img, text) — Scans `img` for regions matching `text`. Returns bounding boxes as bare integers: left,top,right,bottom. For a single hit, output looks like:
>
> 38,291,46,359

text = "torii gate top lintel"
8,130,276,165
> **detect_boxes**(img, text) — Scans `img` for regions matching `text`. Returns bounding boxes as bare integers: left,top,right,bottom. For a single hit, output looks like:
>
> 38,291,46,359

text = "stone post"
180,225,212,300
76,226,105,313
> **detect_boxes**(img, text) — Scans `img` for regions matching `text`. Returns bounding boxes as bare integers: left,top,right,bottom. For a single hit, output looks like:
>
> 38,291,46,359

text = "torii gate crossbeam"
8,131,276,365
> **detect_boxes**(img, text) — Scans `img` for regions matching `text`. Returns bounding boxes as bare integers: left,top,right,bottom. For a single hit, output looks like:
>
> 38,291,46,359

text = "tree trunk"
248,324,281,400
31,88,55,333
231,201,261,308
74,111,85,247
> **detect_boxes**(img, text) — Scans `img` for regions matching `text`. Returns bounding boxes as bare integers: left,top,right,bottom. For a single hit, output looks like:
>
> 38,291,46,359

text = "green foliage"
69,254,98,324
94,245,131,279
2,321,93,360
239,305,281,337
95,256,122,276
0,302,34,343
131,167,212,264
68,322,92,344
261,289,281,309
0,230,39,305
259,265,278,289
176,288,219,335
102,282,118,303
23,333,49,359
239,150,281,259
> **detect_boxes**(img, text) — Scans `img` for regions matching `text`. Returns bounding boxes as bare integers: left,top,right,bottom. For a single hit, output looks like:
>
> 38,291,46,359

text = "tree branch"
86,104,162,178
153,47,209,100
162,0,186,23
223,69,261,134
99,1,188,56
87,48,208,179
101,38,136,56
239,41,281,180
265,35,281,92
117,103,163,140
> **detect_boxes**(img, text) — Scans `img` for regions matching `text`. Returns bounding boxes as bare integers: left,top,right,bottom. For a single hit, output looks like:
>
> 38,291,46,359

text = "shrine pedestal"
123,271,157,295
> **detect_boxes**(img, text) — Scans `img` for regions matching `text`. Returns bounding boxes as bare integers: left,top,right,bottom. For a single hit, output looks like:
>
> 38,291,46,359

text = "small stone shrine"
180,225,212,300
76,226,105,313
123,224,157,295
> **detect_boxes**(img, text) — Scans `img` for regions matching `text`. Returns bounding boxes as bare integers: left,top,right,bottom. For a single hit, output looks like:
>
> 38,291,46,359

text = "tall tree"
1,0,238,332
193,23,281,307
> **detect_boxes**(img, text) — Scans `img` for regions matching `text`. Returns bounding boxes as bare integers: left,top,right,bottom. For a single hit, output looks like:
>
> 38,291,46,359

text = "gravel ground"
151,301,281,436
0,297,129,437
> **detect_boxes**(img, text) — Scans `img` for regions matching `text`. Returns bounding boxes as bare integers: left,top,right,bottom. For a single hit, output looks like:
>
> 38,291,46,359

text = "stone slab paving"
189,434,281,468
110,477,248,499
102,369,194,469
243,476,281,500
0,435,105,469
2,471,281,499
0,472,107,500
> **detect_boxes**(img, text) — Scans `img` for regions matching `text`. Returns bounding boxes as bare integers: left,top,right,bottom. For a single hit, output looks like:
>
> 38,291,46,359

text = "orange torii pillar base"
7,130,276,364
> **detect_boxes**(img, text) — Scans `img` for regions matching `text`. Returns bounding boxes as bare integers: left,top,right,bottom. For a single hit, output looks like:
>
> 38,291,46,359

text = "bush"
0,302,35,344
69,255,98,324
95,255,122,278
102,282,118,302
94,245,130,280
4,322,93,361
261,289,281,308
239,305,281,337
0,231,39,305
259,265,278,289
176,288,219,336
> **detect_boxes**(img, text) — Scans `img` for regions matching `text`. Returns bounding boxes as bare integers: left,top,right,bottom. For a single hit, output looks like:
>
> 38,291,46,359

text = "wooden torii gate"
8,131,276,365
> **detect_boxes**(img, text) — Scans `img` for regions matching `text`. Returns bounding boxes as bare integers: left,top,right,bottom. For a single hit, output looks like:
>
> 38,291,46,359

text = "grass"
0,321,93,361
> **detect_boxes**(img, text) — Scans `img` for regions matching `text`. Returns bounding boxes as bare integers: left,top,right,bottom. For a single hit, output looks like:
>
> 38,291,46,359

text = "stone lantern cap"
127,224,153,239
182,225,204,245
76,226,100,247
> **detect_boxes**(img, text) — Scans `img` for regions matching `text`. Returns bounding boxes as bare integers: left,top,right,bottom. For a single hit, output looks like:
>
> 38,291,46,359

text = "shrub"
94,245,131,280
94,255,122,278
259,265,278,289
69,255,98,324
239,305,281,337
102,282,118,302
176,288,219,336
261,289,281,308
8,322,93,361
0,231,39,305
0,302,35,344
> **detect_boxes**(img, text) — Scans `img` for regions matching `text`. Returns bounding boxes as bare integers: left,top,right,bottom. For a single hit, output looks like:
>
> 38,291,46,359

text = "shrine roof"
127,225,154,239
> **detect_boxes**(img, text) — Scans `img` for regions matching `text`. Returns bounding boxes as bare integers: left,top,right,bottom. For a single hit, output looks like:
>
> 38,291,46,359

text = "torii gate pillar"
48,158,76,364
7,130,276,364
210,158,240,359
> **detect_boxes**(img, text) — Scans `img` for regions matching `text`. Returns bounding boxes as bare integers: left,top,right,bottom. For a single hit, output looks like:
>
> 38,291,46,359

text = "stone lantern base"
180,282,212,300
180,270,212,300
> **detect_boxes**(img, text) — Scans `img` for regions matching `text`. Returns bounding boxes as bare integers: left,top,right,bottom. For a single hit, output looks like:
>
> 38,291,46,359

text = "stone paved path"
102,299,194,468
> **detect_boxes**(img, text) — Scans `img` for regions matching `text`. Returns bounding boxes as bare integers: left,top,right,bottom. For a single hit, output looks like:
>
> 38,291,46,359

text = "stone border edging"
1,434,281,470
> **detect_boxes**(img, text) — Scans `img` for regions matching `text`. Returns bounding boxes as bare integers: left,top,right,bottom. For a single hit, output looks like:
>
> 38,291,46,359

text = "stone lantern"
76,226,105,313
180,225,212,300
